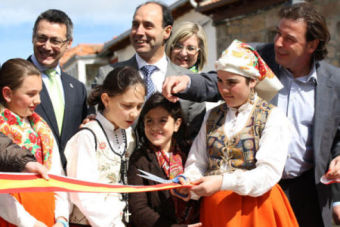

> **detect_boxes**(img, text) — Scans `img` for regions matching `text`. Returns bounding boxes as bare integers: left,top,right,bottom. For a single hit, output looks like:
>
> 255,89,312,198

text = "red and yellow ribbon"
0,173,190,193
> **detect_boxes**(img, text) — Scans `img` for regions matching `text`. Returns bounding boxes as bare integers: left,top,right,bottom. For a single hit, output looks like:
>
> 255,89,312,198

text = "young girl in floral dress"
65,66,145,227
0,58,69,227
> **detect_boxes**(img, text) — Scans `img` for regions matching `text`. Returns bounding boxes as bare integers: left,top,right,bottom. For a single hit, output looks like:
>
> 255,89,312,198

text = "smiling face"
144,106,181,152
217,70,256,108
33,19,72,68
130,3,171,63
101,84,145,129
170,35,200,69
3,75,42,118
274,18,317,77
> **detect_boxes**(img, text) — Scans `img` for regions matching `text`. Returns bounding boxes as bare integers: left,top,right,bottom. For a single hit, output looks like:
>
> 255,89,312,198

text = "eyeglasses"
34,35,68,48
172,43,200,55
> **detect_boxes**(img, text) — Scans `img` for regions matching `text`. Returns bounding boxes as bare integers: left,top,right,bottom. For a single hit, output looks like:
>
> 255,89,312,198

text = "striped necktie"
140,65,158,99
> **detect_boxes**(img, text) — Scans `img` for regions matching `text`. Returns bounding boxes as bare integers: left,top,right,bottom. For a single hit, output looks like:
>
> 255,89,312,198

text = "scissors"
137,169,189,199
137,169,182,184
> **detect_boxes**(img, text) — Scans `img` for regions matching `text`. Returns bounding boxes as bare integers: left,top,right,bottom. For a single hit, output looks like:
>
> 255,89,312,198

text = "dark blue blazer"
30,56,88,168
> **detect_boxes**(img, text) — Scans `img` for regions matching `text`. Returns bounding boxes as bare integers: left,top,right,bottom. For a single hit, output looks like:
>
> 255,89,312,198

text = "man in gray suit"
96,1,205,139
163,3,340,227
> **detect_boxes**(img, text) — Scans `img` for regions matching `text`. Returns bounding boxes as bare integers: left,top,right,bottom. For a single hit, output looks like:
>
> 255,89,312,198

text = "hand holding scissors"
137,169,192,201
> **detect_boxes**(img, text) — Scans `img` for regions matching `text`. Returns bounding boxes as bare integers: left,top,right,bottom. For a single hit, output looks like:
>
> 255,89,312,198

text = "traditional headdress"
215,39,283,101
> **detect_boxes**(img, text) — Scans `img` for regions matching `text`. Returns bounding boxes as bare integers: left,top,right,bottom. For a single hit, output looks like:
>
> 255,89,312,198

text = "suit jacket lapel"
129,55,139,69
313,62,333,165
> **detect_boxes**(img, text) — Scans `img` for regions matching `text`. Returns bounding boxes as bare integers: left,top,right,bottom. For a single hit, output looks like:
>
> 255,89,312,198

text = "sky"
0,0,177,64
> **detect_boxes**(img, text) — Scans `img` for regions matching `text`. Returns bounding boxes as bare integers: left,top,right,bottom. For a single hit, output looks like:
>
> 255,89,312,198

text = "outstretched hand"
24,162,49,180
162,75,190,103
190,175,222,197
326,156,340,179
171,176,191,201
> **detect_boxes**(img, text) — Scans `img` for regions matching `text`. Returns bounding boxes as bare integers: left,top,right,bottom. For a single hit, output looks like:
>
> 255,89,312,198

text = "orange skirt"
200,184,298,227
0,192,55,227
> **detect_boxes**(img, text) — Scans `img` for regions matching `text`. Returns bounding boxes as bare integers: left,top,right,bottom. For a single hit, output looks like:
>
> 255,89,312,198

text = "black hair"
279,2,330,60
136,92,189,152
33,9,73,40
88,66,146,112
134,1,173,28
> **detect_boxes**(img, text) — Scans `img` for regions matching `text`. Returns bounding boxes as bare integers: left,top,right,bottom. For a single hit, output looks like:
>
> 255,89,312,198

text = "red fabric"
154,142,184,180
200,184,298,227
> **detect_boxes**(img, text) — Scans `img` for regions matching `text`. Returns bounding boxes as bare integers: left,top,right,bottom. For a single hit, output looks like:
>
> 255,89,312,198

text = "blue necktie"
140,65,158,99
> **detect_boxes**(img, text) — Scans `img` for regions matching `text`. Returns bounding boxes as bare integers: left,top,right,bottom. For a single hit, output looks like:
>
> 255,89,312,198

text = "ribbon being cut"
0,172,191,194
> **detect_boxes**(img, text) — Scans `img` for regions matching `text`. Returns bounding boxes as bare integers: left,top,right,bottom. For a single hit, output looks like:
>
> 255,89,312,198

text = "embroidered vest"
205,98,273,176
70,120,135,225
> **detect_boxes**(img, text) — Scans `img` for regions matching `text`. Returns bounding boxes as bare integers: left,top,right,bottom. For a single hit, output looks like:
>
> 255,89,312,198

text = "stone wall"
214,0,340,67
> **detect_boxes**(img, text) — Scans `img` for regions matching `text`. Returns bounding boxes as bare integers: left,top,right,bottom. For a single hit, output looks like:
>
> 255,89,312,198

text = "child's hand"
171,176,191,201
191,175,222,197
188,222,202,227
24,162,49,180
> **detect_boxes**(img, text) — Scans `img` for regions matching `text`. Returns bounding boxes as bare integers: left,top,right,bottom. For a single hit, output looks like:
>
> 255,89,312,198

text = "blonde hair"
166,21,208,71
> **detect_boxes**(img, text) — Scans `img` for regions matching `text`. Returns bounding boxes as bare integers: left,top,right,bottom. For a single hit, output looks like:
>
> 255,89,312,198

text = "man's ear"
66,38,73,49
308,39,319,54
163,25,172,40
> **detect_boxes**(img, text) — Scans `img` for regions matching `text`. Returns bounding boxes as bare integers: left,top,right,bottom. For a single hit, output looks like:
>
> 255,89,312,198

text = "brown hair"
279,2,330,61
88,66,146,112
0,58,41,105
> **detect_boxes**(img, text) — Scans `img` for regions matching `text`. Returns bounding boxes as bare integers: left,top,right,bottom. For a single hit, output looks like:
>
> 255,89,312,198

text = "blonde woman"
166,21,208,72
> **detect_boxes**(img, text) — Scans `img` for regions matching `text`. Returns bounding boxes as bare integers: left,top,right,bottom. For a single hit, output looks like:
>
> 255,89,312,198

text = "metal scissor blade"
137,169,173,184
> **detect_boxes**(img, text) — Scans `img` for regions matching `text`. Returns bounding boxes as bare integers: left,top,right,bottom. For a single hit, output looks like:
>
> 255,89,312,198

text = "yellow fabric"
0,173,187,193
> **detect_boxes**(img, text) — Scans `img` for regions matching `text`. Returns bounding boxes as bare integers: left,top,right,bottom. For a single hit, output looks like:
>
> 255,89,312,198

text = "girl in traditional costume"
175,40,299,227
65,66,145,227
0,58,69,227
128,93,201,227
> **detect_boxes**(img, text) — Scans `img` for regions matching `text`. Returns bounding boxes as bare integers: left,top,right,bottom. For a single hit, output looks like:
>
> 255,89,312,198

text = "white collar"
31,54,61,75
135,53,168,75
229,93,258,114
96,112,119,132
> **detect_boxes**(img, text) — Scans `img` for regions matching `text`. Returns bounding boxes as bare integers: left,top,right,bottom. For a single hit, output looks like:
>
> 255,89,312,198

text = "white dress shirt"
277,65,317,179
31,54,65,102
135,53,168,92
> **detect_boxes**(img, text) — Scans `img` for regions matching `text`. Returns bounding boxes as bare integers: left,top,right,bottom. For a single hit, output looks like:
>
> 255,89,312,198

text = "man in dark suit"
30,9,88,169
95,1,205,140
163,3,340,227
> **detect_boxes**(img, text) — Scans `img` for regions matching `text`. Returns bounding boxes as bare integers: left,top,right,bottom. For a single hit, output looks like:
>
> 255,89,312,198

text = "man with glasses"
30,9,88,169
95,1,205,140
